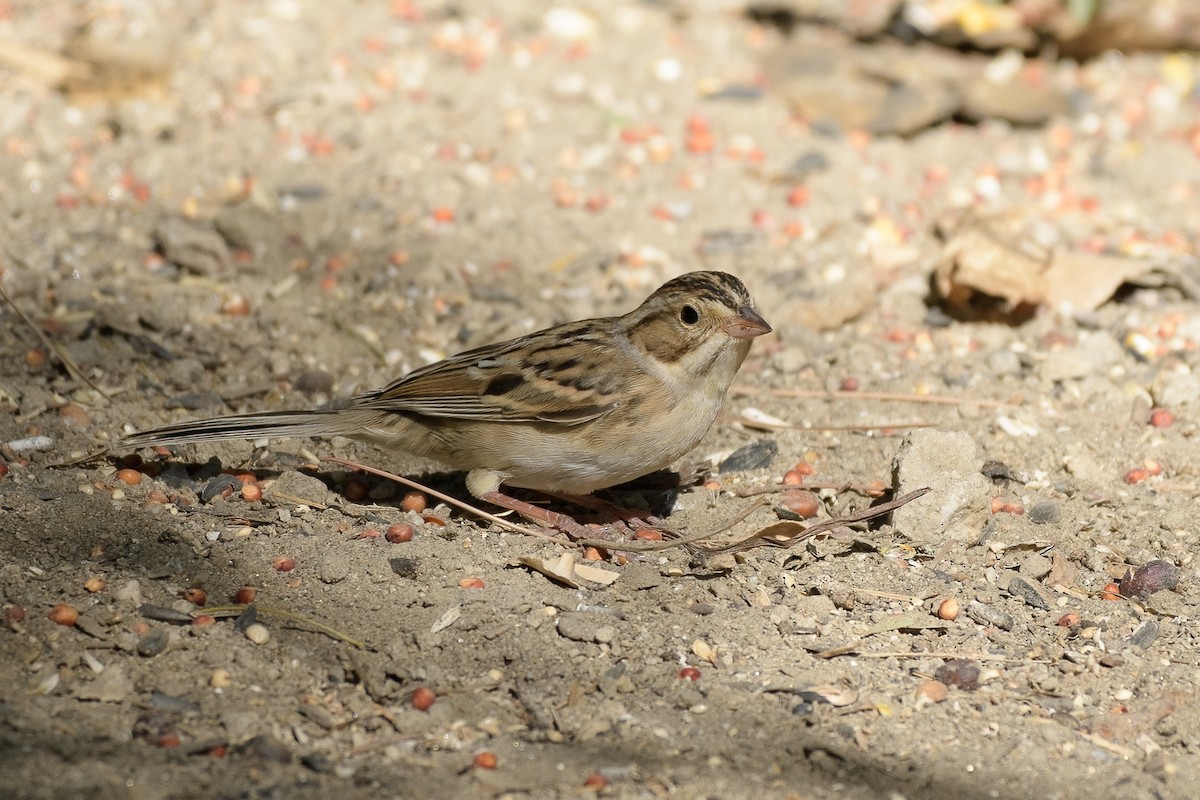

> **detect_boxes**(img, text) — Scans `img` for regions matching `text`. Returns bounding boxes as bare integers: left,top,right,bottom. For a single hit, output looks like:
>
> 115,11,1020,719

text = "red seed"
411,686,436,711
583,773,610,789
273,555,297,572
183,588,207,606
459,577,485,590
786,186,809,207
146,490,169,505
385,524,414,543
839,376,860,391
473,752,498,769
400,492,427,513
116,468,143,486
1101,582,1121,601
241,484,262,502
1123,467,1150,485
221,294,251,316
234,586,258,604
353,528,381,540
678,667,701,681
343,478,369,501
936,598,960,621
1149,408,1175,428
192,615,216,627
791,462,816,476
634,529,663,541
781,489,820,518
48,604,78,626
781,469,806,486
1057,612,1080,627
83,576,106,593
5,606,27,625
0,461,8,479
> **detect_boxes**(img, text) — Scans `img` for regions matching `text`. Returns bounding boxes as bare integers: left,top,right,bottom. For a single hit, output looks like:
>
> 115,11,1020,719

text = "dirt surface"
3,2,1200,798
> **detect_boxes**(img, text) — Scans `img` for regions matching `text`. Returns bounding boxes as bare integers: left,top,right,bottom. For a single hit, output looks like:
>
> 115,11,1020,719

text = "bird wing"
353,321,622,425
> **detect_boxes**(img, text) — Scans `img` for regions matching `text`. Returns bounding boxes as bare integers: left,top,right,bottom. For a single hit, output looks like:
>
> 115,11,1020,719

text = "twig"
200,604,365,648
817,649,1051,663
733,480,887,498
0,280,111,401
698,488,931,556
730,385,1018,410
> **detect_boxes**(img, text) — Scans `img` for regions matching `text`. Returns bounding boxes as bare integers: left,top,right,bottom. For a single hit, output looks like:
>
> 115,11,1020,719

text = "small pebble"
137,628,170,657
934,659,980,690
1120,560,1180,599
1027,501,1061,525
915,680,949,703
243,623,270,644
210,669,233,688
966,600,1014,630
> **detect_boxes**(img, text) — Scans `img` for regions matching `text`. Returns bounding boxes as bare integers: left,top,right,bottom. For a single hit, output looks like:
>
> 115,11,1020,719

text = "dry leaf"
518,553,619,588
934,211,1180,319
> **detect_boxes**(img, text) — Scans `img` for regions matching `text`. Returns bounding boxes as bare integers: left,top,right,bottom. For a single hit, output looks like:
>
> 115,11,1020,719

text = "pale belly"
429,389,724,494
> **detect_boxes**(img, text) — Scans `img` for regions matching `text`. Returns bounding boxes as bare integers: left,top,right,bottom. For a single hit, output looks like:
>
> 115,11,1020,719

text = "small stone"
719,439,778,473
966,601,1014,631
892,430,991,543
1020,553,1053,581
1006,575,1050,610
1120,560,1180,599
556,611,615,644
137,628,171,657
244,623,270,645
1027,502,1062,525
264,470,331,506
318,554,350,584
934,659,981,690
915,679,949,704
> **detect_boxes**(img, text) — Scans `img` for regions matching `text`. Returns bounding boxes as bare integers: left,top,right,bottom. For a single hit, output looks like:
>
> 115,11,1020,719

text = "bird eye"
679,304,699,325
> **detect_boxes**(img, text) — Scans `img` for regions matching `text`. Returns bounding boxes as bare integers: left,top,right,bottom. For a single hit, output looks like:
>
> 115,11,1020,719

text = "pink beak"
724,307,772,340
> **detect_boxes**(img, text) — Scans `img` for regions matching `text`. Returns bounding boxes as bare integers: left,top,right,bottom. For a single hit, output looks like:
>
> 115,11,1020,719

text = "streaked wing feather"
352,322,620,424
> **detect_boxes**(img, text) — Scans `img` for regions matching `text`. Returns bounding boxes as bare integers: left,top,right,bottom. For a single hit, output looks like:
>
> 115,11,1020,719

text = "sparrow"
121,270,772,535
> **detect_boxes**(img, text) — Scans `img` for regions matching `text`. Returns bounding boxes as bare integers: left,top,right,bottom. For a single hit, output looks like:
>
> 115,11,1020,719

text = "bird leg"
542,491,670,537
476,491,605,540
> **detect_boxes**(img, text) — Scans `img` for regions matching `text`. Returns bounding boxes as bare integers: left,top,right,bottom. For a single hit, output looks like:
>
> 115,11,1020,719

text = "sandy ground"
2,2,1200,798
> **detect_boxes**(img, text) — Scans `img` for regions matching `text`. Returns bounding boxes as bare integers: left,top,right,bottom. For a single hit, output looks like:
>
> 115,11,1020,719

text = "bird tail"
121,409,350,449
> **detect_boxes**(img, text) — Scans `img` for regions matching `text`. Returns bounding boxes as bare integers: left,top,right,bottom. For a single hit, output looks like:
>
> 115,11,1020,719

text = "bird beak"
724,307,772,339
